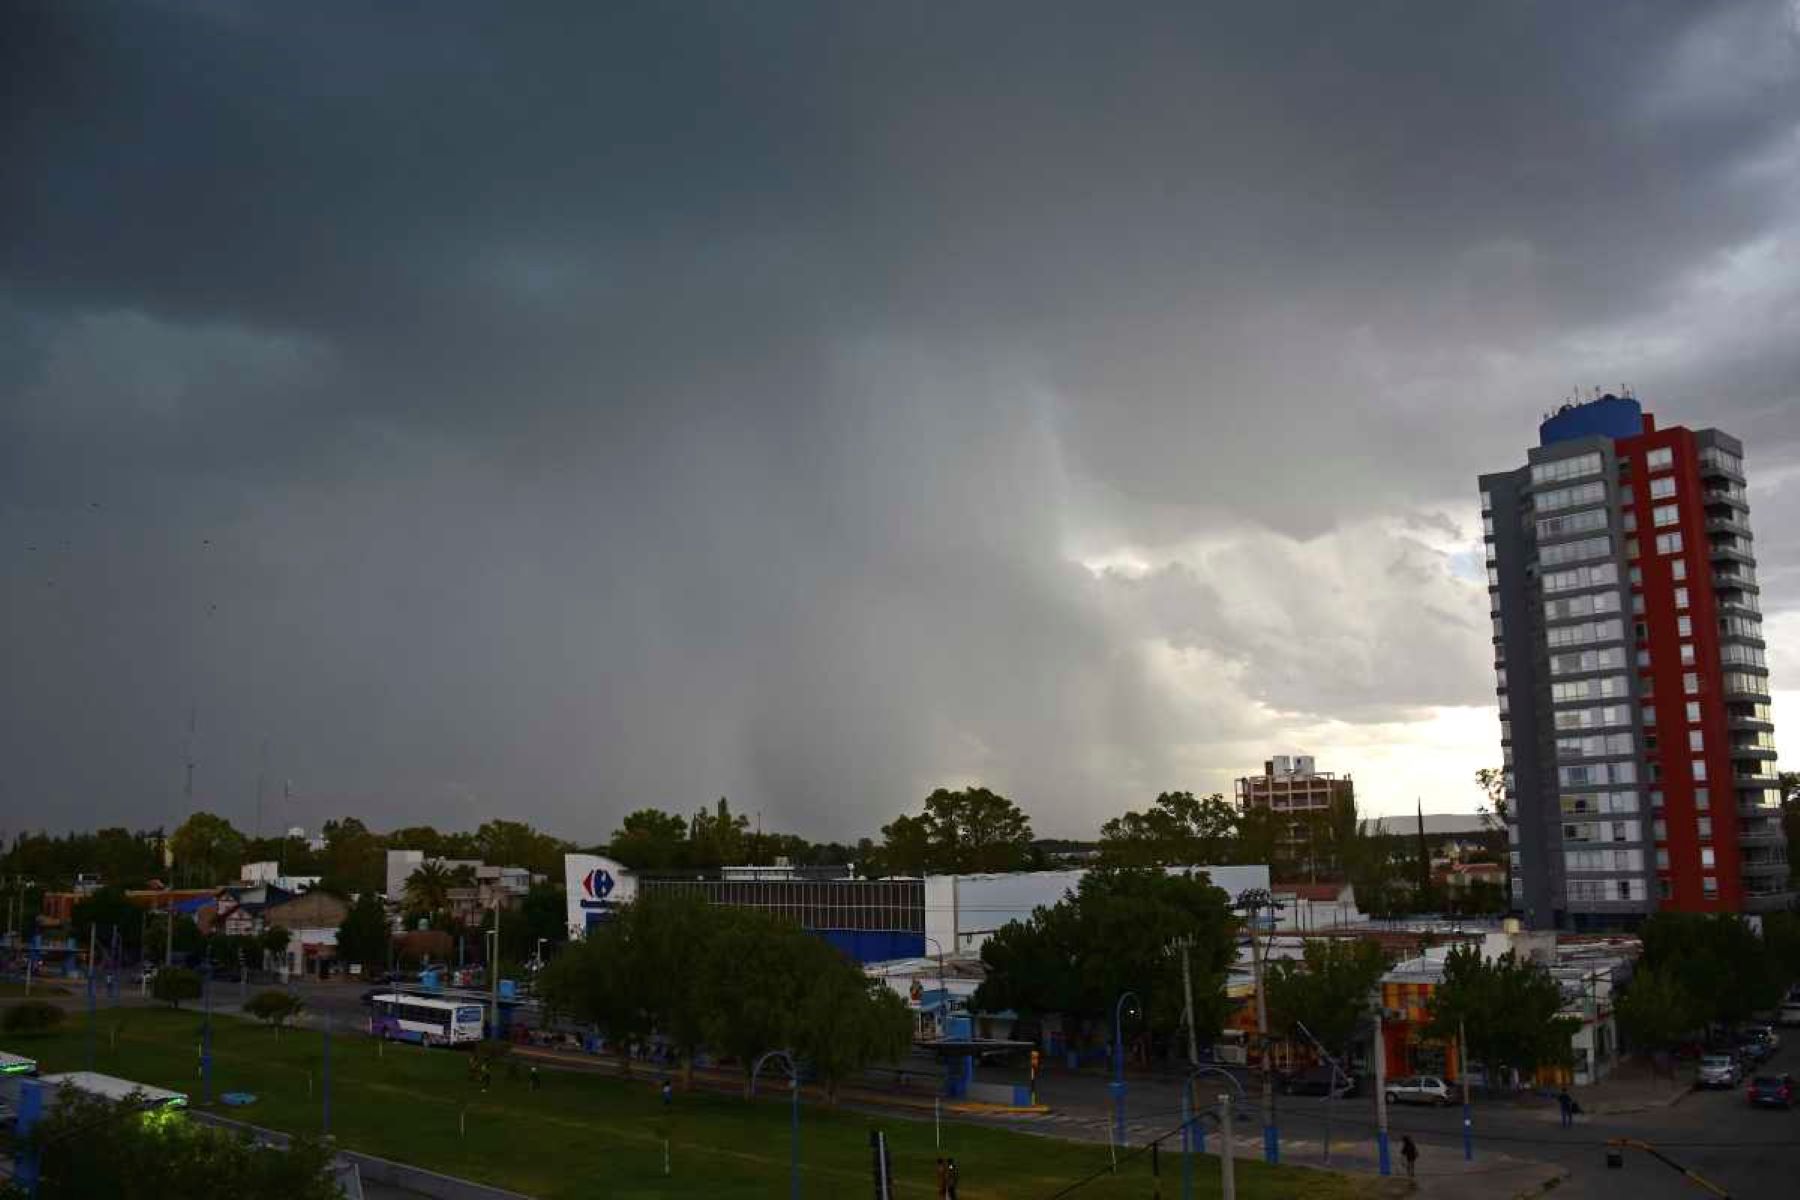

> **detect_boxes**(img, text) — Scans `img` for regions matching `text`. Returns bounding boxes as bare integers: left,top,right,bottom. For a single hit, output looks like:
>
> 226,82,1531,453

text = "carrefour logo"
583,867,615,901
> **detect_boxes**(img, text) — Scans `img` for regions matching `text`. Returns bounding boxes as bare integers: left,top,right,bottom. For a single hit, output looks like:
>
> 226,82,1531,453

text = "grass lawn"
0,981,69,997
5,1007,1401,1200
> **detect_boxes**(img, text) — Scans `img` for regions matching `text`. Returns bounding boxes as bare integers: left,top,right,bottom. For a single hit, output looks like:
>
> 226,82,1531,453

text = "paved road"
985,1048,1799,1198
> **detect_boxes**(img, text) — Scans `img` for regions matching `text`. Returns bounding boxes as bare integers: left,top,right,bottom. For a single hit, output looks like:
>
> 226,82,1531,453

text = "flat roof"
40,1071,187,1107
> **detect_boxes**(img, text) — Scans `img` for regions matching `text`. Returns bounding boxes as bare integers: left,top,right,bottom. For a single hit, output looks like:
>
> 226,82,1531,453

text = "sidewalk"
1570,1056,1692,1116
1192,1127,1564,1200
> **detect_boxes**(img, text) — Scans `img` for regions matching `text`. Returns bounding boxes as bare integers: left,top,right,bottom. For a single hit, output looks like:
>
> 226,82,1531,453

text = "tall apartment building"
1235,755,1355,877
1480,393,1788,931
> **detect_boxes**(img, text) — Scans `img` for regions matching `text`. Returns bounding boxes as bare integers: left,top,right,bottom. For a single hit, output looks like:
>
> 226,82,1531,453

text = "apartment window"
1630,565,1642,585
1649,476,1677,499
1655,532,1683,555
1536,508,1608,539
1680,643,1696,665
1672,559,1686,581
1701,847,1716,868
1632,594,1645,615
1551,647,1627,676
1617,880,1635,901
1642,705,1656,726
1545,592,1622,620
1532,452,1604,486
1647,447,1674,470
1653,819,1667,840
1659,879,1672,900
1721,643,1768,668
1625,538,1640,559
1481,490,1493,511
1703,876,1718,897
1677,615,1692,637
1650,789,1664,810
1675,587,1690,609
1559,761,1636,786
1552,676,1629,703
1653,503,1680,527
1688,729,1704,751
1541,535,1613,567
1692,758,1707,781
1684,701,1700,722
1684,672,1700,694
1697,816,1712,839
1543,562,1620,594
1655,848,1670,869
1487,566,1499,587
1636,649,1651,668
1535,480,1608,512
1545,619,1624,649
1694,788,1709,810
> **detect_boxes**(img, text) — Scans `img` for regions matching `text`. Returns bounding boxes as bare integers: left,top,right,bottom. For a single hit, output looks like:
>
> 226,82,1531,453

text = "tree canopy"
1097,792,1237,867
974,867,1237,1041
1425,946,1577,1077
1264,937,1390,1058
23,1087,341,1199
335,890,391,973
873,787,1035,875
1637,912,1782,1031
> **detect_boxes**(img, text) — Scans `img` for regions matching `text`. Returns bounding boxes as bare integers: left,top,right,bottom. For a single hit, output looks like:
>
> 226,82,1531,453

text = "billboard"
562,853,637,938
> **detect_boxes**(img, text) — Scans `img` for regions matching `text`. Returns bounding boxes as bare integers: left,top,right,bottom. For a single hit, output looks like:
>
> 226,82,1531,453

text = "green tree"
605,809,690,871
320,817,385,895
518,881,570,952
260,925,292,968
168,812,246,886
694,909,818,1097
1639,912,1779,1030
1614,963,1698,1054
475,819,570,877
1264,938,1390,1059
24,1086,342,1199
687,799,749,869
243,989,306,1032
335,891,390,974
974,867,1237,1044
795,948,913,1104
402,861,455,921
70,886,142,956
1098,792,1238,867
876,787,1035,874
538,918,652,1076
150,967,203,1009
1425,947,1578,1078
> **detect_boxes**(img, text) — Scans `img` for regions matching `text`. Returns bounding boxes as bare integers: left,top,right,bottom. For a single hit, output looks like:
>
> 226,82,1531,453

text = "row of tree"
1616,912,1800,1051
537,894,911,1101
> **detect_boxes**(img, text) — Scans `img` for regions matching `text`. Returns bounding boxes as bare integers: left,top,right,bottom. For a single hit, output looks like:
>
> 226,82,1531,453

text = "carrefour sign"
563,853,635,935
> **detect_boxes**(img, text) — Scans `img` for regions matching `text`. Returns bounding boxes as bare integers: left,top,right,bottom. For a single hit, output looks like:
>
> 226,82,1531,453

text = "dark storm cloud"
3,1,1798,838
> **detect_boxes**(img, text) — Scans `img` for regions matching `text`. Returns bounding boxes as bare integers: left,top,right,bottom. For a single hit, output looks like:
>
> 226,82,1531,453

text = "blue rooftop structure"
1539,394,1643,446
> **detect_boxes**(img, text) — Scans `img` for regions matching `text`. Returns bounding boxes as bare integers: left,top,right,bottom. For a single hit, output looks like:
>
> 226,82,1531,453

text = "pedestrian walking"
661,1079,673,1107
1557,1087,1574,1128
934,1157,948,1199
1400,1135,1418,1179
528,1065,540,1092
946,1156,959,1199
480,1062,492,1093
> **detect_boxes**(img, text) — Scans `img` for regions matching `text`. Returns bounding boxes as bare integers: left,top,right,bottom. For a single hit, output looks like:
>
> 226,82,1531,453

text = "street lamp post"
751,1050,801,1200
201,961,213,1106
921,936,949,1040
1372,995,1391,1176
1233,889,1282,1165
1459,1017,1473,1161
1112,990,1140,1150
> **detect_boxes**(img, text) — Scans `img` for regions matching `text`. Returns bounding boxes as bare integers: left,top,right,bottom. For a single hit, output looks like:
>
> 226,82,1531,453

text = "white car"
1385,1075,1453,1106
1778,1003,1800,1029
1697,1055,1741,1089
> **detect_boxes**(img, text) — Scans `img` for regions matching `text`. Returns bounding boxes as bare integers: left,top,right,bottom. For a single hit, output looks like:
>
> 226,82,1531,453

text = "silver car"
1698,1054,1741,1088
1385,1075,1453,1106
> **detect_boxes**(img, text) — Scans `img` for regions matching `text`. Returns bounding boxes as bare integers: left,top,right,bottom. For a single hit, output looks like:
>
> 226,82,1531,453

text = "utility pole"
1218,1092,1236,1200
488,900,501,1038
1174,938,1200,1067
1373,999,1391,1175
1459,1017,1473,1161
1234,888,1279,1166
165,892,175,968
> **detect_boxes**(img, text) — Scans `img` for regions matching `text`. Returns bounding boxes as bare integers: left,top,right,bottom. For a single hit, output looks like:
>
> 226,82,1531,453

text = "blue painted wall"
1539,395,1642,446
815,929,925,963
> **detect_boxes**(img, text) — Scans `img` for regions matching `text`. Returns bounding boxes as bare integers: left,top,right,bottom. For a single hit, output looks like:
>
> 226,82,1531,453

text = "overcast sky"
3,2,1798,845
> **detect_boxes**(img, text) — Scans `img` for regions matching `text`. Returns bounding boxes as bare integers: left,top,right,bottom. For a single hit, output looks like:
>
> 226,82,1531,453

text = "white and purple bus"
367,994,485,1046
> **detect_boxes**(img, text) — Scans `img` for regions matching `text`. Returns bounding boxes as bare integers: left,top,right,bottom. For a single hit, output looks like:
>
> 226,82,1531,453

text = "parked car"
1747,1074,1794,1109
1698,1054,1742,1088
1741,1024,1781,1052
1282,1066,1358,1098
1733,1037,1773,1066
1780,1003,1800,1029
1384,1075,1452,1106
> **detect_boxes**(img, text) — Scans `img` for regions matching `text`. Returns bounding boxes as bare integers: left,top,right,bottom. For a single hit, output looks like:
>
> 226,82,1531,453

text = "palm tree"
403,860,453,918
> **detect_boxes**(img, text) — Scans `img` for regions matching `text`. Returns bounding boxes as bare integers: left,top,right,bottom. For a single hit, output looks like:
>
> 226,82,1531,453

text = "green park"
6,1007,1397,1199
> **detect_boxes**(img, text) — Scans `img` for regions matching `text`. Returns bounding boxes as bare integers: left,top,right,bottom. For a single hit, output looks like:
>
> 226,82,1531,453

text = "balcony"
1709,543,1757,568
1745,889,1794,914
1703,485,1749,510
1699,450,1745,482
1705,514,1752,537
1738,821,1786,846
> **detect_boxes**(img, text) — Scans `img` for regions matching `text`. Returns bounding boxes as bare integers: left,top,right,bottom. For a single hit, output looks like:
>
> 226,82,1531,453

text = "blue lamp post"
1111,990,1140,1149
751,1050,801,1200
201,960,213,1106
